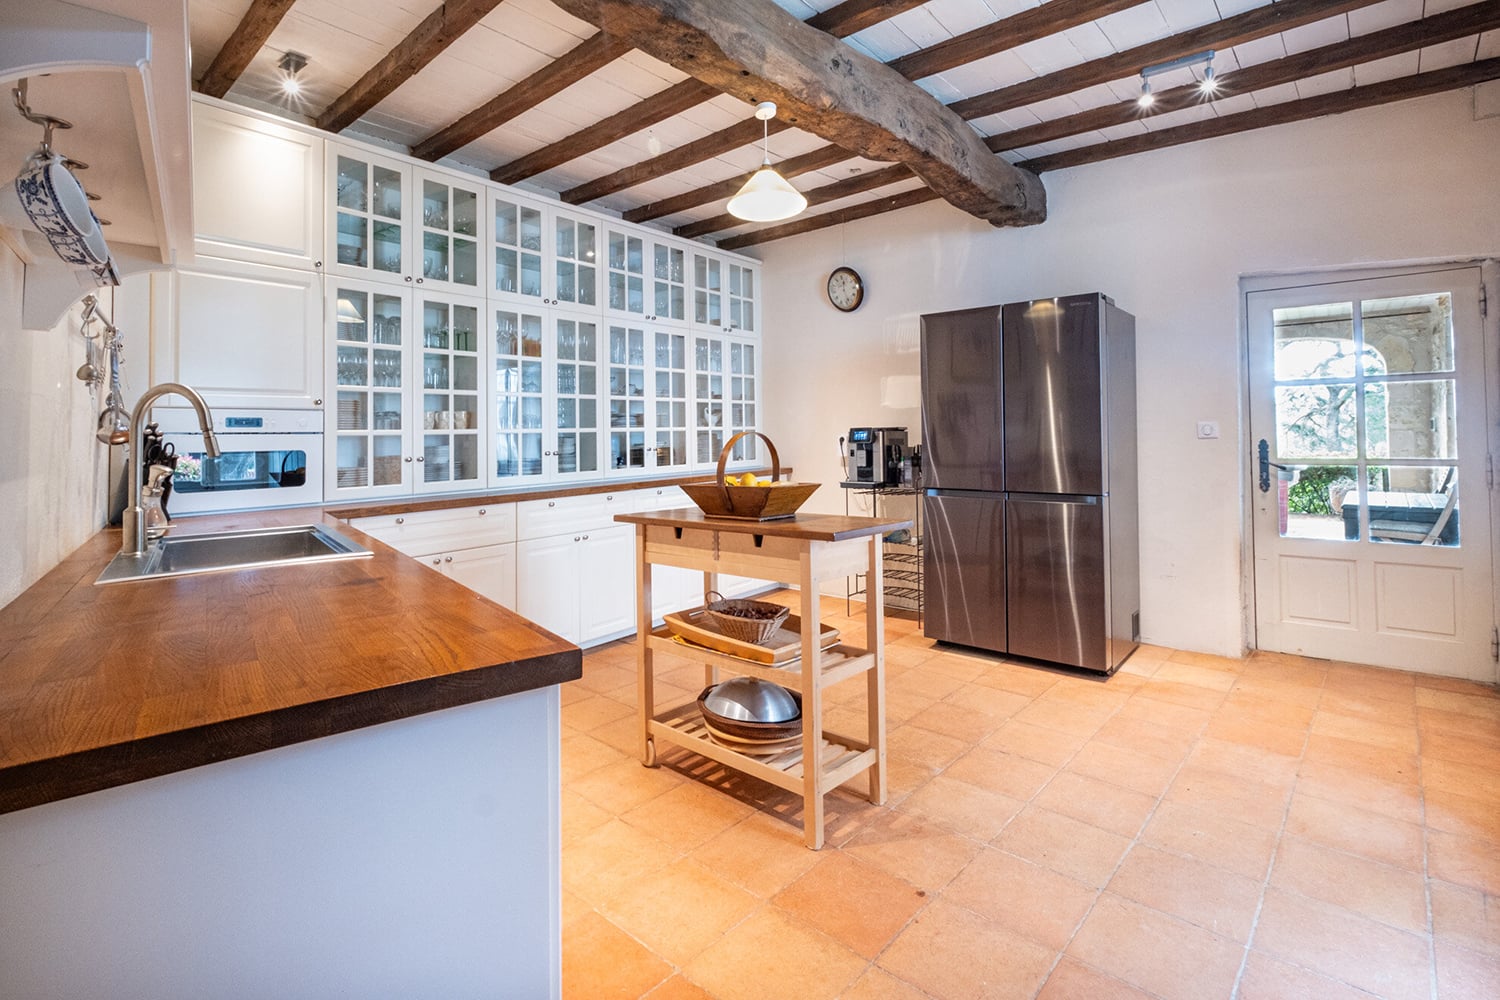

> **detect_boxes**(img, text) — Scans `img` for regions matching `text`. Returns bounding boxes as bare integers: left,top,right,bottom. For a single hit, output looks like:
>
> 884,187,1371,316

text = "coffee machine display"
845,427,908,487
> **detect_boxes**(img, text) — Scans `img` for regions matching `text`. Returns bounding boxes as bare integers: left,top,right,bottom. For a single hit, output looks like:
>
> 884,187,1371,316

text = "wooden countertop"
0,506,581,815
614,508,912,541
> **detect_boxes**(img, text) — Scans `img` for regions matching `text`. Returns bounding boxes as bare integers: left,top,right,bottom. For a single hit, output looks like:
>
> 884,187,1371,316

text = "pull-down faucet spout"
121,383,220,557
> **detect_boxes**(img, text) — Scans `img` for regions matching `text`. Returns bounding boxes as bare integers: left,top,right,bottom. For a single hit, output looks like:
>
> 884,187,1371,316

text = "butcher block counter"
0,504,580,814
0,505,578,999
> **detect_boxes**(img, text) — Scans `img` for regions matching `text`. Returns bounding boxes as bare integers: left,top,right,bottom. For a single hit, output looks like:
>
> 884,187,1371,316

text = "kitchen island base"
616,509,910,849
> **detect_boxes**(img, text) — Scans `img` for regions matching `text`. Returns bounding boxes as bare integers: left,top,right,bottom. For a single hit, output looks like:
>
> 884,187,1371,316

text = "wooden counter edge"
0,646,581,815
613,509,913,542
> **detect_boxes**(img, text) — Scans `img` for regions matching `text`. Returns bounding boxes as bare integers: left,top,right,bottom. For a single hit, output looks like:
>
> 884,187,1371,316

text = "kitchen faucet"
121,383,220,557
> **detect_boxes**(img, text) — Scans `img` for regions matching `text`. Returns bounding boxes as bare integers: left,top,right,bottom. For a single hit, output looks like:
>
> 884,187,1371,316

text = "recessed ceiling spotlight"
278,51,308,97
1137,79,1154,109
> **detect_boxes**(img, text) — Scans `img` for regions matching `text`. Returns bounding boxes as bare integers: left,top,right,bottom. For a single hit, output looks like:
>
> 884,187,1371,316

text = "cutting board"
662,607,840,664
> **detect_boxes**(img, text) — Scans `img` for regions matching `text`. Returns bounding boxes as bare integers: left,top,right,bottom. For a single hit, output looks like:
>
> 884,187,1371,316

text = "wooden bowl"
681,431,819,521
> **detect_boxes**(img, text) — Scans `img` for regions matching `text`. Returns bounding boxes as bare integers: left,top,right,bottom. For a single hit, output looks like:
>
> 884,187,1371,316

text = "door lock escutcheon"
1257,439,1288,493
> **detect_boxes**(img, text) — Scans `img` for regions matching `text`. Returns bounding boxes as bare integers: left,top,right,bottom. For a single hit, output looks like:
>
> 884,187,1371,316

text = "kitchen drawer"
348,503,516,556
632,484,690,512
517,491,633,539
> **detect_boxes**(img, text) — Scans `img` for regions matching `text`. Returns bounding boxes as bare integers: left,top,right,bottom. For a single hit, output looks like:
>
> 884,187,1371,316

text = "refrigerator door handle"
1006,492,1100,505
925,488,1002,500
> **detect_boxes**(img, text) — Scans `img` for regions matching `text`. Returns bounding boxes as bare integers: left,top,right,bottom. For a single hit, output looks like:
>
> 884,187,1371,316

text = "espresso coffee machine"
845,427,908,486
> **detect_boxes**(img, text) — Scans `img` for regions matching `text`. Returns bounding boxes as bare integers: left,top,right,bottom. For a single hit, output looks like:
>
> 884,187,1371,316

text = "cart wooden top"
615,508,912,542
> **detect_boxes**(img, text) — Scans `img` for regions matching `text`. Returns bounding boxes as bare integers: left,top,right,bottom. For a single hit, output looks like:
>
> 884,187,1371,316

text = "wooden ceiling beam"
316,0,505,134
196,0,298,98
1020,57,1500,173
674,163,913,240
951,0,1384,121
986,0,1500,155
565,0,1151,214
889,0,1145,81
621,144,853,224
550,0,1045,227
717,187,941,252
485,0,927,186
488,78,718,185
561,117,789,205
413,33,633,162
721,57,1500,249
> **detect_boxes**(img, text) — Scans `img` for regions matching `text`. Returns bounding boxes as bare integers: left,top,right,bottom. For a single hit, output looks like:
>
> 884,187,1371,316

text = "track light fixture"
1135,49,1217,110
278,51,309,97
727,102,807,223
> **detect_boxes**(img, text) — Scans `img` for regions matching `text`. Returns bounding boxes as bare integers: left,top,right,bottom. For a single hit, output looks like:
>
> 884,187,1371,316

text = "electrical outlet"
1196,421,1220,440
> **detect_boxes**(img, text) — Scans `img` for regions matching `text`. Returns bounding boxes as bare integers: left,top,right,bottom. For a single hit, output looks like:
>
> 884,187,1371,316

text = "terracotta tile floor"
560,593,1500,1000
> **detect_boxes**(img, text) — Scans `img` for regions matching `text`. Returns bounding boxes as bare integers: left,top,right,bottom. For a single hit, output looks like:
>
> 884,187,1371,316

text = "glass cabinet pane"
554,216,598,308
333,286,407,493
607,231,645,315
694,334,725,464
495,308,545,480
653,245,686,321
419,178,480,289
694,254,722,327
334,154,406,274
555,316,601,475
609,324,647,472
653,330,688,468
728,263,755,333
728,340,758,460
418,298,482,488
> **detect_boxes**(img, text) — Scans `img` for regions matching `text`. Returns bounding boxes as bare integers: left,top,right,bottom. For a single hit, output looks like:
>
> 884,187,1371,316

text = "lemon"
724,474,741,486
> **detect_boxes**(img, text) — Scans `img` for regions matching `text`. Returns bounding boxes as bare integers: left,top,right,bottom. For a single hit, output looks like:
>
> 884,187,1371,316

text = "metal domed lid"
702,677,800,724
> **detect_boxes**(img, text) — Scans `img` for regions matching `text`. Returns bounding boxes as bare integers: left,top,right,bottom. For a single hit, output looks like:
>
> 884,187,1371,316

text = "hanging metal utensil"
95,333,129,445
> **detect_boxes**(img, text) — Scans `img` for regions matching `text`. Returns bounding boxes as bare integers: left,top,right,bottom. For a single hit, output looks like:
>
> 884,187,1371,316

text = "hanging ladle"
96,335,130,445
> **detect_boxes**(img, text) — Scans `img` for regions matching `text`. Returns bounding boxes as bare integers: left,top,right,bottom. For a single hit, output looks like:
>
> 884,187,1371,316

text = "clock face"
827,267,864,312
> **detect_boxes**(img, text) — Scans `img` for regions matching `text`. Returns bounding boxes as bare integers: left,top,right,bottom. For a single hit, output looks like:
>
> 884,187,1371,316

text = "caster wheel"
643,738,657,768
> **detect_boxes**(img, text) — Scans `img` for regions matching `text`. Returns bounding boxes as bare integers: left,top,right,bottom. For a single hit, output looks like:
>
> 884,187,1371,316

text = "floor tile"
1236,950,1386,1000
1066,893,1244,1000
1252,886,1432,1000
1283,789,1424,871
878,898,1054,1000
563,818,679,906
599,857,761,967
992,805,1132,887
1270,836,1428,933
620,781,756,853
1429,879,1500,959
1417,687,1500,720
939,846,1098,951
562,787,614,846
838,966,933,1000
942,744,1057,801
1202,712,1309,757
562,691,637,733
1295,760,1425,826
690,811,822,899
642,975,715,1000
562,911,673,1000
561,731,630,782
980,718,1087,767
837,808,983,894
1107,843,1262,942
1435,941,1500,1000
1139,800,1278,881
773,852,927,959
1164,763,1292,829
1064,737,1183,797
683,906,867,1000
1035,957,1156,1000
904,699,1006,746
1430,829,1500,896
1302,733,1421,787
572,755,684,815
1032,769,1158,839
895,774,1025,842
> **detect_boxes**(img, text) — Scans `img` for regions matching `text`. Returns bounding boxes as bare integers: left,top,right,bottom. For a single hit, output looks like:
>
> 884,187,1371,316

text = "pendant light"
727,102,807,223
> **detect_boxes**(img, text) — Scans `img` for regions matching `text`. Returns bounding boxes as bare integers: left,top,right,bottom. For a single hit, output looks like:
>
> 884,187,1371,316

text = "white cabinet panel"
518,533,582,643
151,256,323,410
516,491,631,540
349,503,515,556
579,524,635,640
192,100,324,270
441,542,517,611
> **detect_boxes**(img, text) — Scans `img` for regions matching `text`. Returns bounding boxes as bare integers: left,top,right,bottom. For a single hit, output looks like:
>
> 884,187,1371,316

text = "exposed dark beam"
987,0,1500,155
722,57,1500,248
413,33,633,162
485,0,926,187
621,144,854,224
196,0,297,98
950,0,1383,121
1020,57,1500,173
674,163,913,240
489,79,718,185
551,0,1044,227
564,0,1134,211
316,0,505,134
717,188,942,252
561,118,789,204
888,0,1145,81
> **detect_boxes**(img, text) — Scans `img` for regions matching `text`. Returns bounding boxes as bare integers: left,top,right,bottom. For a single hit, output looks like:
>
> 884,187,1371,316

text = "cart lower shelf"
648,702,877,796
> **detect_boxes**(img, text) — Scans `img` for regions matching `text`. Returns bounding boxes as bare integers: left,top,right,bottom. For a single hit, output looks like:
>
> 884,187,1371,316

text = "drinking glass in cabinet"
423,323,449,349
496,249,518,294
372,166,402,219
453,189,477,237
337,350,368,386
556,221,575,260
522,396,542,430
496,360,519,394
520,316,542,357
336,215,367,267
558,398,577,427
521,256,542,297
557,263,576,303
373,222,402,273
374,350,401,386
336,158,367,211
454,356,478,391
521,360,542,394
453,242,476,287
424,357,450,390
455,396,478,428
422,235,449,281
496,317,519,356
422,181,449,229
558,364,577,395
557,323,577,358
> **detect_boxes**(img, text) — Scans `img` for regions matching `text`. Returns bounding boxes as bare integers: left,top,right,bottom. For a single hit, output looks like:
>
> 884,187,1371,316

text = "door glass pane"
1277,464,1372,540
1276,385,1357,459
1362,465,1460,546
1366,379,1456,460
1361,294,1455,375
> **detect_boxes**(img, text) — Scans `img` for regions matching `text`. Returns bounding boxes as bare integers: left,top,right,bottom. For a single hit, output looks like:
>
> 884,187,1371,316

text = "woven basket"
703,590,790,644
680,431,819,520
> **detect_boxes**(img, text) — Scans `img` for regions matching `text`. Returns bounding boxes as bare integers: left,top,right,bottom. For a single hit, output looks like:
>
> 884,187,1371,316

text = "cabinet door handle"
444,556,453,563
548,501,556,508
582,533,589,540
395,517,405,524
416,455,425,462
573,536,580,542
431,558,441,566
313,398,323,406
404,276,413,283
605,494,613,501
416,277,424,284
404,456,413,462
478,509,486,516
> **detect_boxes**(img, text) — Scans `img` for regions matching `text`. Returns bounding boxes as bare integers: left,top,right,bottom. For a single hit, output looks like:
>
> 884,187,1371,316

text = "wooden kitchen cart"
614,508,912,849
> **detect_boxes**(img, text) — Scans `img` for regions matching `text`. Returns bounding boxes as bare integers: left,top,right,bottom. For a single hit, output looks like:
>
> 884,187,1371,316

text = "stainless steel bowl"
701,677,799,724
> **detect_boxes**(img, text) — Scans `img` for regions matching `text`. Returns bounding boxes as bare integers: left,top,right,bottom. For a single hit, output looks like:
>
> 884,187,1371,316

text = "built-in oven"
154,408,324,514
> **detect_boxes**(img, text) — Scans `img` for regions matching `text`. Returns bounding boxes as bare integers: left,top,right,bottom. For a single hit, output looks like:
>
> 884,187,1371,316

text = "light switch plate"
1196,421,1220,440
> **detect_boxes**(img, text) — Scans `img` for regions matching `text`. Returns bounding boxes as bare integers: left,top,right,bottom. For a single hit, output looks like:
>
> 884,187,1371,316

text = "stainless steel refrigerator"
920,294,1139,674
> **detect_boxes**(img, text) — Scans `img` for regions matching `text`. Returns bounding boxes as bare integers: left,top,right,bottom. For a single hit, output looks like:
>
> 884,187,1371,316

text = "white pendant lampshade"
727,102,807,223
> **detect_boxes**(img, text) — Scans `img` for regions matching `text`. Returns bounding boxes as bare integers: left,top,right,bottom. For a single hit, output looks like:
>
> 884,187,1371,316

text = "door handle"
1257,439,1288,493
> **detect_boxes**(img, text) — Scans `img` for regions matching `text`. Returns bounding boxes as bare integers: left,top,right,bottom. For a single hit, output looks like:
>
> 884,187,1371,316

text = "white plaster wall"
0,247,111,608
755,88,1500,658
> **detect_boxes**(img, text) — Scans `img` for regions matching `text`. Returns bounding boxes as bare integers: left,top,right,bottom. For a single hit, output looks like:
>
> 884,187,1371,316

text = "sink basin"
96,524,373,585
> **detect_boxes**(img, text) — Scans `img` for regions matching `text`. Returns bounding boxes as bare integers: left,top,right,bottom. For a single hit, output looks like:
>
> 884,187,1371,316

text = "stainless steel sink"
96,524,373,585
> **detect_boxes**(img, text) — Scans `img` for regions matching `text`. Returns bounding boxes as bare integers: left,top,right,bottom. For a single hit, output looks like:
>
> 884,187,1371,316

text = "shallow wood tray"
663,607,839,664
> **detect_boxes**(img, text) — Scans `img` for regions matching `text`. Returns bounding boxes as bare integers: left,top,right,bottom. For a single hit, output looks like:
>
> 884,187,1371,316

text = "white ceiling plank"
1353,50,1422,84
1152,0,1223,34
1139,101,1217,130
1016,94,1086,122
1070,83,1130,112
1478,29,1500,59
1425,0,1479,15
1280,15,1352,55
1419,36,1482,70
936,49,1040,96
1214,0,1270,17
1231,34,1289,69
918,76,968,103
1294,66,1355,98
1096,4,1174,51
1347,0,1423,36
1062,22,1119,62
843,22,921,62
926,0,1020,36
1206,91,1256,115
886,7,956,50
1249,81,1303,107
1096,119,1151,141
1013,33,1090,76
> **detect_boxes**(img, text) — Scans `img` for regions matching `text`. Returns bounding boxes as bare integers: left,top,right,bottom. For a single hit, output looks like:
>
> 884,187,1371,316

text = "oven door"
160,430,324,513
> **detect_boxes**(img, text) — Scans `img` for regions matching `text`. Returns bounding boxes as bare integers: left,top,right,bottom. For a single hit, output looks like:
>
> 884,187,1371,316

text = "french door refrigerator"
920,293,1139,674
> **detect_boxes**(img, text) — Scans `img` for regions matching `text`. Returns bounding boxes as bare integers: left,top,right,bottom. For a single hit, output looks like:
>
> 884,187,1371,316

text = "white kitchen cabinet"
327,277,486,500
692,250,724,329
493,304,606,487
605,228,687,325
150,255,323,410
491,191,598,310
517,493,636,646
424,542,517,611
605,321,695,478
191,100,324,271
726,260,757,335
415,173,484,295
327,145,410,283
348,504,517,609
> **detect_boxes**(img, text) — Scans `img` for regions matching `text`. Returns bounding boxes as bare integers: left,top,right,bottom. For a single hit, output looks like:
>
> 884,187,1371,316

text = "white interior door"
1247,264,1496,681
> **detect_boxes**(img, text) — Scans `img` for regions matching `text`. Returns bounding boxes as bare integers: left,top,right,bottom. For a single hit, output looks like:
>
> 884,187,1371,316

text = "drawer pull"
395,517,405,525
573,536,580,542
444,556,453,563
478,509,486,516
548,501,556,508
431,558,441,566
605,494,613,501
582,533,589,540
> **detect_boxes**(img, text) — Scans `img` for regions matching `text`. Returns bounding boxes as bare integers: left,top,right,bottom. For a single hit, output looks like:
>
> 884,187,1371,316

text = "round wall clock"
827,266,865,312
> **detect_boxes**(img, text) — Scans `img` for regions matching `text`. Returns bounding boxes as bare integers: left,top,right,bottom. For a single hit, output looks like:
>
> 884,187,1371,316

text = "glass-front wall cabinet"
693,333,726,466
418,295,483,491
727,262,756,334
552,313,602,479
727,338,760,461
606,230,645,317
494,305,546,484
608,322,648,474
693,252,724,329
653,244,687,325
553,213,598,309
330,150,406,280
330,280,409,498
654,329,689,469
419,176,481,293
493,194,545,302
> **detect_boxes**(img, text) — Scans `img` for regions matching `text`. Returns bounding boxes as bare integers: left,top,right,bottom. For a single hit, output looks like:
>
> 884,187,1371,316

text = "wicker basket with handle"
680,431,819,520
703,590,790,644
